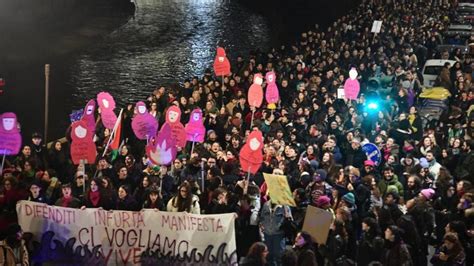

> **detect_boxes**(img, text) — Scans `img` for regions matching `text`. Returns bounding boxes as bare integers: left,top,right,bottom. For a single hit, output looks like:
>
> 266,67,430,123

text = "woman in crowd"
81,178,113,210
115,185,139,211
166,182,200,214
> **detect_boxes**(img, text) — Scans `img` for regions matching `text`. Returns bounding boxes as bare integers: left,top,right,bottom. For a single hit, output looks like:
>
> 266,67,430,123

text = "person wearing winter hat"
342,192,355,206
419,188,435,201
316,195,331,209
27,180,48,204
306,169,331,206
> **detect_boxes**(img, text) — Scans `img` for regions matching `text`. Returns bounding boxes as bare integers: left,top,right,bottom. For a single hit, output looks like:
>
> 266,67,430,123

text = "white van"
422,59,456,87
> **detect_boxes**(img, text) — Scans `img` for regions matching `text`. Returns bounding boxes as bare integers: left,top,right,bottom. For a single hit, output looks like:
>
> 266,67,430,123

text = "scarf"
62,196,72,207
89,191,101,207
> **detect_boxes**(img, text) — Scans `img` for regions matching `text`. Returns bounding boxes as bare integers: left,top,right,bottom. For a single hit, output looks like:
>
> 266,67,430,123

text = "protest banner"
146,123,177,166
302,206,334,244
16,201,237,265
263,173,296,207
265,71,279,110
343,68,360,100
213,47,231,77
70,120,97,165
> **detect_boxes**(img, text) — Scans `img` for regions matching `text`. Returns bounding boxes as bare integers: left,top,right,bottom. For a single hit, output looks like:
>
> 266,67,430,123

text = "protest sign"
213,47,231,77
164,106,186,148
16,201,237,265
239,129,263,174
248,74,263,108
70,120,97,165
343,68,360,100
132,101,158,140
371,20,383,33
185,109,205,143
97,92,118,130
82,100,96,134
0,112,21,155
146,123,177,166
302,206,334,244
265,71,279,109
263,173,296,207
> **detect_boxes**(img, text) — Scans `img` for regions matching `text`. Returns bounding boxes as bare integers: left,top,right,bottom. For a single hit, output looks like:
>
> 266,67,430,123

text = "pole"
250,109,255,129
200,160,205,193
102,108,124,157
0,150,6,175
190,140,195,155
44,64,50,143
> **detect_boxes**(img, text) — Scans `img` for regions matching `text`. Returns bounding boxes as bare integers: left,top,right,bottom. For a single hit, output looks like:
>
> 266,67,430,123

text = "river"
0,0,357,141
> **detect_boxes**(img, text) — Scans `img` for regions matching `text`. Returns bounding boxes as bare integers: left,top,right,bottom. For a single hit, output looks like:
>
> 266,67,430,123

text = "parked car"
422,59,456,87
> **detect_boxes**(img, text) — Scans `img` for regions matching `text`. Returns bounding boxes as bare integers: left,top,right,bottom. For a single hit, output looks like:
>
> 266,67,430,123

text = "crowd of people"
1,0,474,265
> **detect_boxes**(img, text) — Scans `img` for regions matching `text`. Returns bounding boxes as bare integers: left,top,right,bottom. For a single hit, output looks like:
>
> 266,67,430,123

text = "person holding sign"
259,198,292,266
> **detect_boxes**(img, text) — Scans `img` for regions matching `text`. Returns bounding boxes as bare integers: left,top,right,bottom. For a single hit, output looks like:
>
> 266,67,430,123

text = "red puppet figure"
0,112,21,155
82,99,96,135
185,108,205,143
164,105,186,148
132,101,158,140
213,47,231,77
97,92,117,130
146,123,177,166
248,73,264,108
239,129,264,174
70,120,97,165
265,71,279,109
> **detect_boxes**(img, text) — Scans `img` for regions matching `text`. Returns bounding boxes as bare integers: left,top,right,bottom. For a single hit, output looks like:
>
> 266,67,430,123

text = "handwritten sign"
70,120,97,165
302,206,334,244
132,101,158,140
263,173,296,207
16,201,237,266
371,20,383,33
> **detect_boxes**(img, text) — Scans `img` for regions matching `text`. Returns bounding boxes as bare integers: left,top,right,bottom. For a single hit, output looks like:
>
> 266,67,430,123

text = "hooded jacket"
378,175,404,197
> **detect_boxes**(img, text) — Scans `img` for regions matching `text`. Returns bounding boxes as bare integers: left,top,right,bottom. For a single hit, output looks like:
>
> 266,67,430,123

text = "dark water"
0,0,358,141
0,0,275,141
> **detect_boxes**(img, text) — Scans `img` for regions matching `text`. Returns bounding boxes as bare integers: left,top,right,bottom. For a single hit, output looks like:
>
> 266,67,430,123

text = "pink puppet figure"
343,68,360,100
97,92,117,130
248,73,264,108
132,101,158,140
164,105,186,148
81,100,96,135
213,47,231,77
146,123,177,166
185,108,205,143
265,71,279,110
0,112,22,155
239,129,264,174
70,120,97,165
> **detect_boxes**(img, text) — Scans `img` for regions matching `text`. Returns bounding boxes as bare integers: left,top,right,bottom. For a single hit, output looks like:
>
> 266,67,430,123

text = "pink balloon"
343,78,360,100
81,100,96,134
0,112,22,155
132,101,158,140
70,120,97,165
248,74,264,108
146,123,177,165
239,129,264,174
97,92,117,129
185,109,205,143
165,106,186,148
265,71,279,105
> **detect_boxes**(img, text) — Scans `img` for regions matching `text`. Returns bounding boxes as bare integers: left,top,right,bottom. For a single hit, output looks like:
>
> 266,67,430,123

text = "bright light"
368,102,378,110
